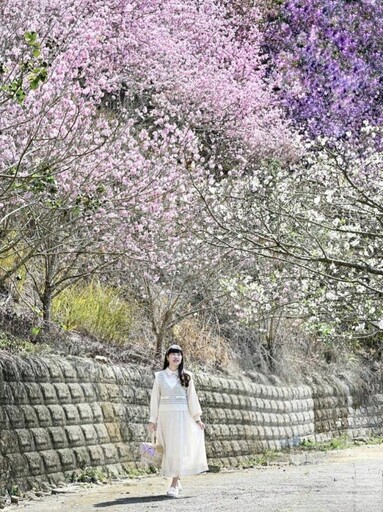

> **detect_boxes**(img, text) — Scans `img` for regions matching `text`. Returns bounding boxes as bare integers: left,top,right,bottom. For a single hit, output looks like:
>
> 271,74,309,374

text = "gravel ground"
12,444,383,512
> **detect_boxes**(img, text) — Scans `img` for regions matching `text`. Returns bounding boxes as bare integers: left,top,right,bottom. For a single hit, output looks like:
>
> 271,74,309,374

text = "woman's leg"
167,476,180,497
170,476,179,488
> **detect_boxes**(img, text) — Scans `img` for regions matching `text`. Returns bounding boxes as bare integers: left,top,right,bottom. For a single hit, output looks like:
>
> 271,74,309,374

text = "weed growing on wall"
300,436,350,451
70,467,107,484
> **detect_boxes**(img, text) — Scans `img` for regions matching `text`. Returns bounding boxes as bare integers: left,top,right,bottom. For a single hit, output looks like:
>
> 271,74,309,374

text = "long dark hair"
163,345,190,388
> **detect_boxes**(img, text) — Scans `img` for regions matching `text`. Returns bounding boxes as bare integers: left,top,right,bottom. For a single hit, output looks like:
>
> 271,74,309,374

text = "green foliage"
1,31,47,104
24,31,39,51
300,435,353,451
71,467,106,483
0,330,49,354
28,168,58,195
125,466,156,477
363,436,383,446
1,77,26,104
71,464,158,483
300,435,383,452
244,450,281,467
52,281,136,344
11,485,20,497
30,326,41,337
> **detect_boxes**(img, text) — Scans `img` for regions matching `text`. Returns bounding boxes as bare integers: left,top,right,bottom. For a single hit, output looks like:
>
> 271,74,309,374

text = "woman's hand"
196,420,206,430
147,422,157,433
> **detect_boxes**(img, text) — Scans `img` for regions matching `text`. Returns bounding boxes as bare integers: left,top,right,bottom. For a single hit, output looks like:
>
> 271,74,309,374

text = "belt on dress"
160,396,185,399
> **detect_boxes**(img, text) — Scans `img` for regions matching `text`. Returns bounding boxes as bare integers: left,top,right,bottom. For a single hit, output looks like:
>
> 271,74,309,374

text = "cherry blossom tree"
198,130,383,359
1,0,296,328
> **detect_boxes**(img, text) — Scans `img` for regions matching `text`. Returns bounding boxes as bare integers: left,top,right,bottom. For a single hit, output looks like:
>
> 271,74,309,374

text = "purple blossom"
264,0,383,143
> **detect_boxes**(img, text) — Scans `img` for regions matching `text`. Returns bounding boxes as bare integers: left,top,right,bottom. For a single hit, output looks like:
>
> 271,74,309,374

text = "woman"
147,344,208,497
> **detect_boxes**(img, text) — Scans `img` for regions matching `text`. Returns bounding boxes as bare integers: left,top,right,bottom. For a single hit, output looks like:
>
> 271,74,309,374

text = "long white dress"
149,368,208,477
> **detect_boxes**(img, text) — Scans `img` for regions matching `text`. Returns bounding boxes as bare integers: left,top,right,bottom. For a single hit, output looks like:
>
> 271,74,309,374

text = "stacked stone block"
197,375,315,467
346,393,383,440
311,383,350,442
0,355,152,492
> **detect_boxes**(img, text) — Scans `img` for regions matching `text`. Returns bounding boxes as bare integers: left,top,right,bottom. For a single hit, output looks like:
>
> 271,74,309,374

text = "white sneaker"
166,486,178,498
177,481,183,493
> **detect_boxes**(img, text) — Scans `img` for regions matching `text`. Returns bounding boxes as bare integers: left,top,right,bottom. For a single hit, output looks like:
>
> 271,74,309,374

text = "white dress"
149,368,208,477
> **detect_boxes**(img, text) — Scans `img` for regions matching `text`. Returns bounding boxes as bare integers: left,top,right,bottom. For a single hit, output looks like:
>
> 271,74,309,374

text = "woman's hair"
163,344,190,388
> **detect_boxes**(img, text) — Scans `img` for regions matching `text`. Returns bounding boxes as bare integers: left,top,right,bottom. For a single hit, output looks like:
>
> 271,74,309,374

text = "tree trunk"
42,286,52,324
41,252,56,330
155,331,165,361
265,317,276,372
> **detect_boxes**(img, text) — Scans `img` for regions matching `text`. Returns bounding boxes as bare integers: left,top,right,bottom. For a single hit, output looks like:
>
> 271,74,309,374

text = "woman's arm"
147,373,160,431
187,373,205,429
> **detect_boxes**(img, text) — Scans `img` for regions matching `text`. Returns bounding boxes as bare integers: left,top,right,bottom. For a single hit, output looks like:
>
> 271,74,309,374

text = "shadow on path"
94,495,192,507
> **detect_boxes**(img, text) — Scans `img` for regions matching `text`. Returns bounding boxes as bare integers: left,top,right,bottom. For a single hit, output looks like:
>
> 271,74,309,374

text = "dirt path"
13,444,383,512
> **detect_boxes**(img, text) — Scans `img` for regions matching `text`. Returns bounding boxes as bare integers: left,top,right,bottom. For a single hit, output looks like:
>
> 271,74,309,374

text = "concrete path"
14,444,383,512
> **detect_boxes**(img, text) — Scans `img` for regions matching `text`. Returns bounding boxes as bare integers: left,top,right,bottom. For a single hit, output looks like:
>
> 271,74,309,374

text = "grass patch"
299,435,383,452
242,436,383,469
0,330,50,355
124,466,157,477
300,436,353,451
363,436,383,445
243,450,282,467
52,280,136,344
0,246,27,288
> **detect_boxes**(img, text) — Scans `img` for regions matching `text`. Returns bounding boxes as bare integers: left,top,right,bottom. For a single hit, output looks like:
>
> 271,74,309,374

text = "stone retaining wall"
311,383,383,442
0,354,382,492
